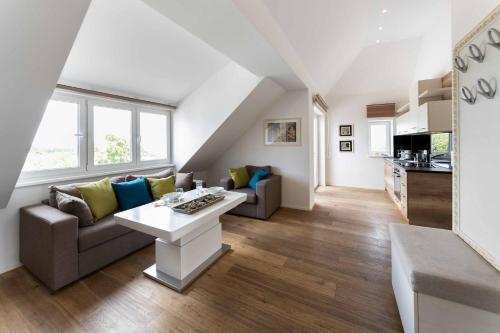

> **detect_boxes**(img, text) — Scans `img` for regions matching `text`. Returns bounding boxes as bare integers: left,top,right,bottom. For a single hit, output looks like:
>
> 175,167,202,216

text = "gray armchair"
221,165,281,219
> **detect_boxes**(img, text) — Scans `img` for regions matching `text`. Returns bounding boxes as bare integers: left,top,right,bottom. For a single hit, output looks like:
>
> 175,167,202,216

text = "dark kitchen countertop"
384,157,453,174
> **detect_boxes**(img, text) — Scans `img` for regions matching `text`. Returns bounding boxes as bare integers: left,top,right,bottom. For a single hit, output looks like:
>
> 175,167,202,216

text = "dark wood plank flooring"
0,186,405,332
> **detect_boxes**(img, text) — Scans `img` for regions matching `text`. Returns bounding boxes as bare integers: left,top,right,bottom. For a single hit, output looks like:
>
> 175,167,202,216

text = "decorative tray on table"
171,194,224,215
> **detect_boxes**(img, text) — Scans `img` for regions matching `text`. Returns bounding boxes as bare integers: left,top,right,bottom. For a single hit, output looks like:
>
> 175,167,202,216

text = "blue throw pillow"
248,169,270,190
111,177,152,211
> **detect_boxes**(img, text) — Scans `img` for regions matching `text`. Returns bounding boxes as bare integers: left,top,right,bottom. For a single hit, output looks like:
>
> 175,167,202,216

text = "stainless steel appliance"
416,150,429,163
397,149,412,160
393,167,401,200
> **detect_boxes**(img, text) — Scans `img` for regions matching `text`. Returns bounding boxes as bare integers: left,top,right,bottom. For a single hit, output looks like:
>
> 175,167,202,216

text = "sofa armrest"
256,174,282,219
190,179,206,190
220,177,234,191
20,204,79,291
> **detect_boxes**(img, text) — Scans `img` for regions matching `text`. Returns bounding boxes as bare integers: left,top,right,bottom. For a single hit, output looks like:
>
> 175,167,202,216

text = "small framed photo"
264,118,301,146
339,124,353,137
339,140,353,152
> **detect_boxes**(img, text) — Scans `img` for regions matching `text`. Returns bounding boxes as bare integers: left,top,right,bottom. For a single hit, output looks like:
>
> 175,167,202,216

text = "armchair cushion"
248,169,269,190
246,165,272,178
229,167,250,189
232,187,257,204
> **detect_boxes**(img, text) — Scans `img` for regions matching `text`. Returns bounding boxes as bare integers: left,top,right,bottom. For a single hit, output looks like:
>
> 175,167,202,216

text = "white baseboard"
281,204,312,211
0,262,21,275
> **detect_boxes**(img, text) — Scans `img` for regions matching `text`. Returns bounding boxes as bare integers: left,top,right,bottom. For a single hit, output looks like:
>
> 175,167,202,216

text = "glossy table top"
115,190,246,241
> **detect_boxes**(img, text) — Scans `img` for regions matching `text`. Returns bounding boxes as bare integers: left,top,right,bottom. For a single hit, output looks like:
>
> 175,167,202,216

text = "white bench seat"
389,224,500,333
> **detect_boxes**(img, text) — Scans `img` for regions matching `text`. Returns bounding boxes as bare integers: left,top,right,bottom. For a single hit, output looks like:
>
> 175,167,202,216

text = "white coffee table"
114,190,246,292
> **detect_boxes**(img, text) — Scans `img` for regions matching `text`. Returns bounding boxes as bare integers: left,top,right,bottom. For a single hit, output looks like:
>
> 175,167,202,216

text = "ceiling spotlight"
378,26,383,30
376,40,380,44
382,9,388,14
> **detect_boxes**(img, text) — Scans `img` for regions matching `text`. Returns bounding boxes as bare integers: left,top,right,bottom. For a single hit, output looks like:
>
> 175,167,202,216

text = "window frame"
137,107,171,167
20,93,87,181
18,91,172,186
368,119,393,158
87,98,136,171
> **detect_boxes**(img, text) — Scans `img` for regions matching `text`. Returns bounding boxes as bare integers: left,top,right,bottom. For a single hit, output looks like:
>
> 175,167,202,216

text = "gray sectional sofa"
19,169,202,292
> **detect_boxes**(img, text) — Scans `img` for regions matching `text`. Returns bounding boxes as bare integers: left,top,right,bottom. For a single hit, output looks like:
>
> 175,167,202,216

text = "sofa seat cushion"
232,187,257,204
389,224,500,314
78,215,132,252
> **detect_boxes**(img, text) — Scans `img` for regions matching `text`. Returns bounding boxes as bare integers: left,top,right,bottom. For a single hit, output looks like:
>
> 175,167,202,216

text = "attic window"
22,95,83,173
20,91,171,184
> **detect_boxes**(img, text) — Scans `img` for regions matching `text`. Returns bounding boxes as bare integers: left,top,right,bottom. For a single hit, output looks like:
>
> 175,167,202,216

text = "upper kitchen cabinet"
417,99,452,132
396,73,452,135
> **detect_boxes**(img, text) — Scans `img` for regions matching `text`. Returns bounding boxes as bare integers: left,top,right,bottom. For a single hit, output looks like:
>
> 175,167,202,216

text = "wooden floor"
0,187,406,333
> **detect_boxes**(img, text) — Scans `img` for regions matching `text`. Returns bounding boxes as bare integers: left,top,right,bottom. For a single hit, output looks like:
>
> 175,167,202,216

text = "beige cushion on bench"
389,224,500,314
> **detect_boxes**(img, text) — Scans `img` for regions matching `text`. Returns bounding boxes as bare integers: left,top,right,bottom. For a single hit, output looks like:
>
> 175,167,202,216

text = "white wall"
173,62,260,171
326,92,406,190
0,0,91,208
208,89,314,210
0,167,169,274
452,1,499,45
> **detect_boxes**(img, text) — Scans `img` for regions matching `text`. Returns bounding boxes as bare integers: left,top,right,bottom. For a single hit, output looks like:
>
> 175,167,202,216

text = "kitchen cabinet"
384,160,452,229
384,160,401,211
417,100,452,133
395,109,417,135
406,172,452,229
395,76,451,135
384,160,395,192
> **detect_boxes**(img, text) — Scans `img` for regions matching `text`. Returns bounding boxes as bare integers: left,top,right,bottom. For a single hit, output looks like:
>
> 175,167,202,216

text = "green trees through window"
95,134,131,165
431,133,451,154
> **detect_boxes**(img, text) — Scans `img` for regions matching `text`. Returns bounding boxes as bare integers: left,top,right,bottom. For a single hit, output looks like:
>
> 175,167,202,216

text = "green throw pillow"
229,167,250,189
77,178,118,222
147,176,176,200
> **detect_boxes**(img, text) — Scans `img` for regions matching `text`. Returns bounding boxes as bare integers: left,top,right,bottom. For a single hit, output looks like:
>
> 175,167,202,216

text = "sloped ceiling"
60,0,230,104
330,38,421,98
262,0,448,95
141,0,307,91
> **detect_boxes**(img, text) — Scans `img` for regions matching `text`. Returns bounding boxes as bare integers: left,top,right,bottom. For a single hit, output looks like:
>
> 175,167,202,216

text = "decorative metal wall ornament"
477,78,497,99
467,43,486,63
488,27,500,50
454,55,468,73
461,86,477,105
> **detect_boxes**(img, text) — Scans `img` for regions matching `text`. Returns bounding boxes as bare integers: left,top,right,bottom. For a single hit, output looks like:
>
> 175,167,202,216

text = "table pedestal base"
143,243,230,292
144,220,229,292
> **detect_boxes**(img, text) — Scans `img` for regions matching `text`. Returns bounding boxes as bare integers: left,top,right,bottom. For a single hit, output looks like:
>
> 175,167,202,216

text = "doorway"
313,106,326,190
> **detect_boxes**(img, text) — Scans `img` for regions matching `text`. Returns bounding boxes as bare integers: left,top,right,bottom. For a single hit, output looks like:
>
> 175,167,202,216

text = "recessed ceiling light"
378,26,383,30
382,9,388,14
376,40,380,44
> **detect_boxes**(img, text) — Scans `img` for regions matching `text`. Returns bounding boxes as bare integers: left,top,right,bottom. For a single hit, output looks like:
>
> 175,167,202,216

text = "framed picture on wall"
264,118,301,146
339,124,353,137
339,140,353,152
